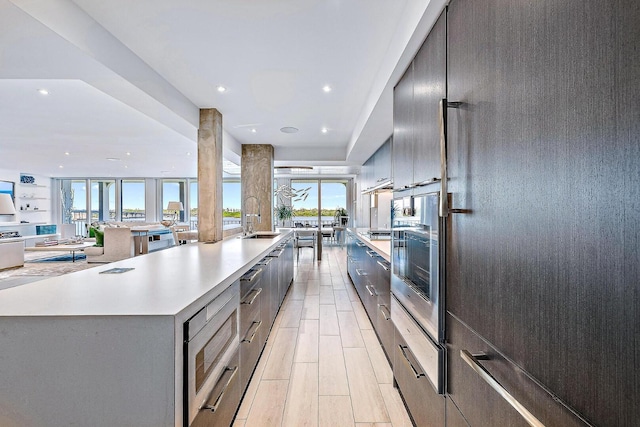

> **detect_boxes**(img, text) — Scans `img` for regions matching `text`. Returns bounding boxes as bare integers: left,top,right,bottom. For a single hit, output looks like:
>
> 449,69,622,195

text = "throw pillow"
93,228,104,247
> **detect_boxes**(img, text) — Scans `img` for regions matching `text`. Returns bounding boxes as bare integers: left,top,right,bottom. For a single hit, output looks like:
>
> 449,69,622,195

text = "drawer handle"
201,365,238,413
398,345,425,379
376,260,390,271
355,241,366,247
460,350,545,427
355,269,368,277
241,268,262,283
242,320,263,343
365,285,376,297
378,304,390,320
366,250,377,258
241,287,263,305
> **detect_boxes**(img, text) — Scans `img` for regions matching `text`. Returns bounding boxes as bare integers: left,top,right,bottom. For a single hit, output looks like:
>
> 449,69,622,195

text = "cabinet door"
374,138,392,184
394,326,445,426
446,314,585,427
446,0,640,424
393,63,414,190
412,10,446,185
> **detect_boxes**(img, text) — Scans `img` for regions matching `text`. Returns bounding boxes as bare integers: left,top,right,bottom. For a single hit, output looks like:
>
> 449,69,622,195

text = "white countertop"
0,230,293,318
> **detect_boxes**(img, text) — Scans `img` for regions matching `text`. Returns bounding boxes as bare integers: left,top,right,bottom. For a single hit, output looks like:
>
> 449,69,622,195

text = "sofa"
84,227,134,263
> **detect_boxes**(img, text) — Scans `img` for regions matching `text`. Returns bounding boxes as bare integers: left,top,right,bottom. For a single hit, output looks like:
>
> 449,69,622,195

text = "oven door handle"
378,304,391,320
376,260,390,271
399,344,425,379
200,365,239,413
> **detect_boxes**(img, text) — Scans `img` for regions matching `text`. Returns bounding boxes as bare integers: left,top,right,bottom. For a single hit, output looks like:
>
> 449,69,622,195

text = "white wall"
0,168,53,225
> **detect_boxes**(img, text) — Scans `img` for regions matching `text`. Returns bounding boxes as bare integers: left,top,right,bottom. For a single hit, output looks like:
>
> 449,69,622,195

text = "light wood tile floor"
235,246,412,427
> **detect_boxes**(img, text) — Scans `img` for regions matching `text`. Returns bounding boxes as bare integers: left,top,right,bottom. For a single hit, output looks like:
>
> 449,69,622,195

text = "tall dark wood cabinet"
392,12,446,191
445,0,640,425
412,12,446,185
393,63,414,190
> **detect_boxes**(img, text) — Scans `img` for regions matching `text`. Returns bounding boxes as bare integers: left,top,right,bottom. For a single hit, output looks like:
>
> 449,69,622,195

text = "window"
291,180,319,227
162,180,186,222
59,179,88,235
223,180,241,225
321,181,348,226
189,181,198,229
121,180,145,222
91,180,115,222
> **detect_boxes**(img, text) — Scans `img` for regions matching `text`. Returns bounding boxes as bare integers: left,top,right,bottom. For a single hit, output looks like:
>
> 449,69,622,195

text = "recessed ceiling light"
251,128,257,133
64,151,70,156
186,152,191,156
106,157,121,162
217,86,227,93
280,127,299,134
37,89,49,95
58,165,64,169
321,127,328,134
124,165,128,169
322,85,332,93
126,152,131,156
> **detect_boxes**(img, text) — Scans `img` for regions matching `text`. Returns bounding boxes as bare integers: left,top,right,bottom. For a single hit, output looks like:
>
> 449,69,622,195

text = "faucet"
244,195,261,235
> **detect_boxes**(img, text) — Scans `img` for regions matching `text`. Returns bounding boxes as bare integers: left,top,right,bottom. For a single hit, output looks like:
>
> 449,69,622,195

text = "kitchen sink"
242,232,281,239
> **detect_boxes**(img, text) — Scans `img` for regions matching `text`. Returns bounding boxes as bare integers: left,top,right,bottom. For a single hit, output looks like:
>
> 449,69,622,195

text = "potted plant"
334,207,349,226
275,204,293,227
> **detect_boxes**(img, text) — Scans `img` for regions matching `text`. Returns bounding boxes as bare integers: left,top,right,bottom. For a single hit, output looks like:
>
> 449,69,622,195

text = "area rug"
31,254,87,262
0,260,96,280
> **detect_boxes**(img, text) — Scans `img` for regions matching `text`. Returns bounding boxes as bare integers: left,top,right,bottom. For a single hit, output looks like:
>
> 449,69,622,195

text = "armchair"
84,227,134,263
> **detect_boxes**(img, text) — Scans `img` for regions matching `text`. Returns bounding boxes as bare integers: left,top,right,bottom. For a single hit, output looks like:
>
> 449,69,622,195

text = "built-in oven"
391,191,443,342
184,281,240,427
391,191,445,395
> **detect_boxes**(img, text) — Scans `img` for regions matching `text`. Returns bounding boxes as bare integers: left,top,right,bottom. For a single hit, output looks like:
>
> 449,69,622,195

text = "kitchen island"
0,230,294,427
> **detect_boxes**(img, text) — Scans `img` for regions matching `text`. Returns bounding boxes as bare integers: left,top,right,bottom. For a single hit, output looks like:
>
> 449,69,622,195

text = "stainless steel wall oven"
391,191,445,394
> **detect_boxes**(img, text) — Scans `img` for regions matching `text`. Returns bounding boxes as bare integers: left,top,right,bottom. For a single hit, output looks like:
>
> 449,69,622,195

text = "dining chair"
295,229,316,262
171,225,197,245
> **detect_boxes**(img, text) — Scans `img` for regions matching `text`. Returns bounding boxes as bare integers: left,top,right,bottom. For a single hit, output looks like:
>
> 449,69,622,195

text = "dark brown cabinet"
362,138,392,191
393,62,414,190
393,11,446,191
445,0,640,425
446,313,586,426
412,12,446,186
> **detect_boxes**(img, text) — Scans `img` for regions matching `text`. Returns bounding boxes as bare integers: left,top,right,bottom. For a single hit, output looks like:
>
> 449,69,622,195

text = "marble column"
198,109,223,242
241,145,274,232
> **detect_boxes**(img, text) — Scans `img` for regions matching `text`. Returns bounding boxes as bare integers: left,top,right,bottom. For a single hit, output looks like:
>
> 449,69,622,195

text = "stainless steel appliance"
391,191,445,393
184,281,240,427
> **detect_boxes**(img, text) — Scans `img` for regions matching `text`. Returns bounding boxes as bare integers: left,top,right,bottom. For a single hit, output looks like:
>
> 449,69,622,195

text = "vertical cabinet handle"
200,365,239,413
460,350,545,427
439,98,449,218
365,285,376,297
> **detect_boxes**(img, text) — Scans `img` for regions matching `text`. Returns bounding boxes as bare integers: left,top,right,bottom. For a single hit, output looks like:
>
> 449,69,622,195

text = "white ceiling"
0,0,446,178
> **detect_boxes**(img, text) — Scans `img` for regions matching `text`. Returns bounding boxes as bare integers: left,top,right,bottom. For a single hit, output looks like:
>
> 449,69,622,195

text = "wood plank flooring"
234,246,412,427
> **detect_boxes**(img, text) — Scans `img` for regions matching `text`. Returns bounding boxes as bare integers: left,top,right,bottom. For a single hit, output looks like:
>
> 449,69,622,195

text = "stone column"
198,109,223,242
241,145,274,232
